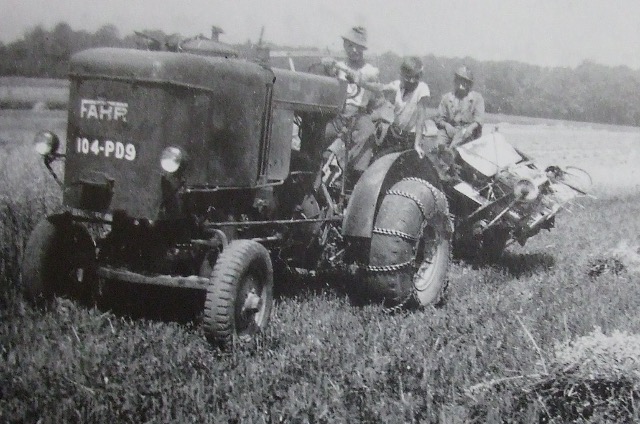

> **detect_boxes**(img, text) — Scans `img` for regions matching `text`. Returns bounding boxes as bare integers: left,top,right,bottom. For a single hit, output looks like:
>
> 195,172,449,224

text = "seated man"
433,65,485,148
352,56,432,159
321,26,381,180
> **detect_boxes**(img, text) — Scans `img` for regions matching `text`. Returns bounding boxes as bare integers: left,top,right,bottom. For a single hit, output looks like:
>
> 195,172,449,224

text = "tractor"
22,36,585,348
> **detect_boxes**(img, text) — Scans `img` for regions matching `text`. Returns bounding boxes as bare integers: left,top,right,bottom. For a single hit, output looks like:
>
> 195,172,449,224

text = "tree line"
376,53,640,127
2,22,640,126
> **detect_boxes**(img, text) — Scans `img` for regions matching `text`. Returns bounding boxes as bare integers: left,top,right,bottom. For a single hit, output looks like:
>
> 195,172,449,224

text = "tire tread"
202,239,273,348
366,179,452,307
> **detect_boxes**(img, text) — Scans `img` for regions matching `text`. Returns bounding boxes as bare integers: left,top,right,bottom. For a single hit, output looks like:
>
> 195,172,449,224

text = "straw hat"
341,26,368,49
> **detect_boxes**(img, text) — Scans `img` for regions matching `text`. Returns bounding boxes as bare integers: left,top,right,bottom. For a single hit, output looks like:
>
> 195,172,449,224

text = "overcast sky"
2,0,639,69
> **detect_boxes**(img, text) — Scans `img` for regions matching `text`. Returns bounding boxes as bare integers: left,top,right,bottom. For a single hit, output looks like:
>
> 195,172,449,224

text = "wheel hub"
413,224,439,291
242,291,262,315
237,275,264,330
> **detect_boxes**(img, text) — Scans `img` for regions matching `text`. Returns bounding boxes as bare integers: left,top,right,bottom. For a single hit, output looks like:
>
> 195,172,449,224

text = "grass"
0,141,61,296
1,111,640,422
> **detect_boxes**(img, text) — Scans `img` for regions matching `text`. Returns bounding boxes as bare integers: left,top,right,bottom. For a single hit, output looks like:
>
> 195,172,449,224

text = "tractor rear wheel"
22,218,97,306
203,240,274,348
366,178,452,308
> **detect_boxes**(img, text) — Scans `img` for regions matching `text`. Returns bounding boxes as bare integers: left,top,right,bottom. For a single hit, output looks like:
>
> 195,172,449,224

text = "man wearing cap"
321,26,381,177
433,65,485,149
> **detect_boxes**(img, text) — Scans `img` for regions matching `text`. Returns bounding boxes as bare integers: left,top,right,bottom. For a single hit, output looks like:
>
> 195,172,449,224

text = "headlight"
34,131,60,156
514,178,539,202
160,147,185,173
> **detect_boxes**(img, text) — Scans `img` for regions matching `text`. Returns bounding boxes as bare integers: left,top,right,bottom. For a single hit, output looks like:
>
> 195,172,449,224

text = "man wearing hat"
433,65,485,149
321,26,382,178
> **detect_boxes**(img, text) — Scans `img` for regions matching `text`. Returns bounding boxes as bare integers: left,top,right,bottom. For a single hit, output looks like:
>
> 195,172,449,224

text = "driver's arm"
433,95,449,127
471,93,485,127
353,78,396,94
434,95,456,136
320,57,339,77
333,63,393,94
414,96,430,158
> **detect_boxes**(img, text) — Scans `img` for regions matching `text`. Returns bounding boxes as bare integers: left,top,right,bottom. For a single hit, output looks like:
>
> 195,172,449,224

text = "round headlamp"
160,146,184,173
514,178,539,202
34,131,60,156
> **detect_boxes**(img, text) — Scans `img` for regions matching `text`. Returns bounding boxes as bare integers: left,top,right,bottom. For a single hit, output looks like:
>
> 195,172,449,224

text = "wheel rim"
235,271,267,339
413,223,442,292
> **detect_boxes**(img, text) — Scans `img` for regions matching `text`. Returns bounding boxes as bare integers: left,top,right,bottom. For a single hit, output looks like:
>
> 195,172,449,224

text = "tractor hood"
63,48,346,220
63,48,275,220
69,47,272,90
272,68,347,114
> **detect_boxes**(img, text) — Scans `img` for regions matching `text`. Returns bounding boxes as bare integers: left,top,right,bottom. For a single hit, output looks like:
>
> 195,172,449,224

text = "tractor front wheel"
22,218,97,306
203,240,274,348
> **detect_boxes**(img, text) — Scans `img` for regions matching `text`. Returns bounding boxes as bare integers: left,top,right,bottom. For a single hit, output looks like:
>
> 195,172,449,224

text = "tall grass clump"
469,328,640,422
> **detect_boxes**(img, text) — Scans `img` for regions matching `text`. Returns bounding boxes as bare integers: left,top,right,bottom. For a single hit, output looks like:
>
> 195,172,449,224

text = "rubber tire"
367,178,452,308
22,219,96,306
203,240,274,349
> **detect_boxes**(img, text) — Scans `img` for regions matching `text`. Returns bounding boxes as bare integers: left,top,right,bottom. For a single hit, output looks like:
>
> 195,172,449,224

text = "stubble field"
1,109,639,423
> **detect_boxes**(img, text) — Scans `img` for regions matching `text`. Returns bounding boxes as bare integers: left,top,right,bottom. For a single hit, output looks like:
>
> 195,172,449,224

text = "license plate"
75,137,136,161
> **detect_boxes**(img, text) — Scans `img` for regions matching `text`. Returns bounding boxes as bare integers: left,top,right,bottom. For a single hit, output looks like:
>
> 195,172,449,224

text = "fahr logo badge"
80,99,128,122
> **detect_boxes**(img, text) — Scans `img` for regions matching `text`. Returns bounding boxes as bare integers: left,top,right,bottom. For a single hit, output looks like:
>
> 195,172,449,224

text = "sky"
1,0,639,69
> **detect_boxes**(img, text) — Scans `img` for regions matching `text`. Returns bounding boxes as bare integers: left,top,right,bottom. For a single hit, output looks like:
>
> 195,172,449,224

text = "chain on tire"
366,177,453,308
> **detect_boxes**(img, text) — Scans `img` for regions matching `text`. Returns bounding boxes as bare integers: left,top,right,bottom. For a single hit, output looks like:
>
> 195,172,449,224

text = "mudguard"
342,150,444,238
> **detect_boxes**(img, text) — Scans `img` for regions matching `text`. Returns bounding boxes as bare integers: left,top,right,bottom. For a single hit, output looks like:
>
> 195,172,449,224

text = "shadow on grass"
84,259,438,324
494,251,556,277
95,281,206,325
93,270,353,326
453,250,556,277
274,267,354,301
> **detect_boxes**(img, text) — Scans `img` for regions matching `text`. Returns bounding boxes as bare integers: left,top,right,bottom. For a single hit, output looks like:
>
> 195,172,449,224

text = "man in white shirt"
352,56,431,159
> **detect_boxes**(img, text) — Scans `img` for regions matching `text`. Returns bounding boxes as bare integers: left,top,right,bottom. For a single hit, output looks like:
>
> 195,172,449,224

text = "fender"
342,150,444,238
